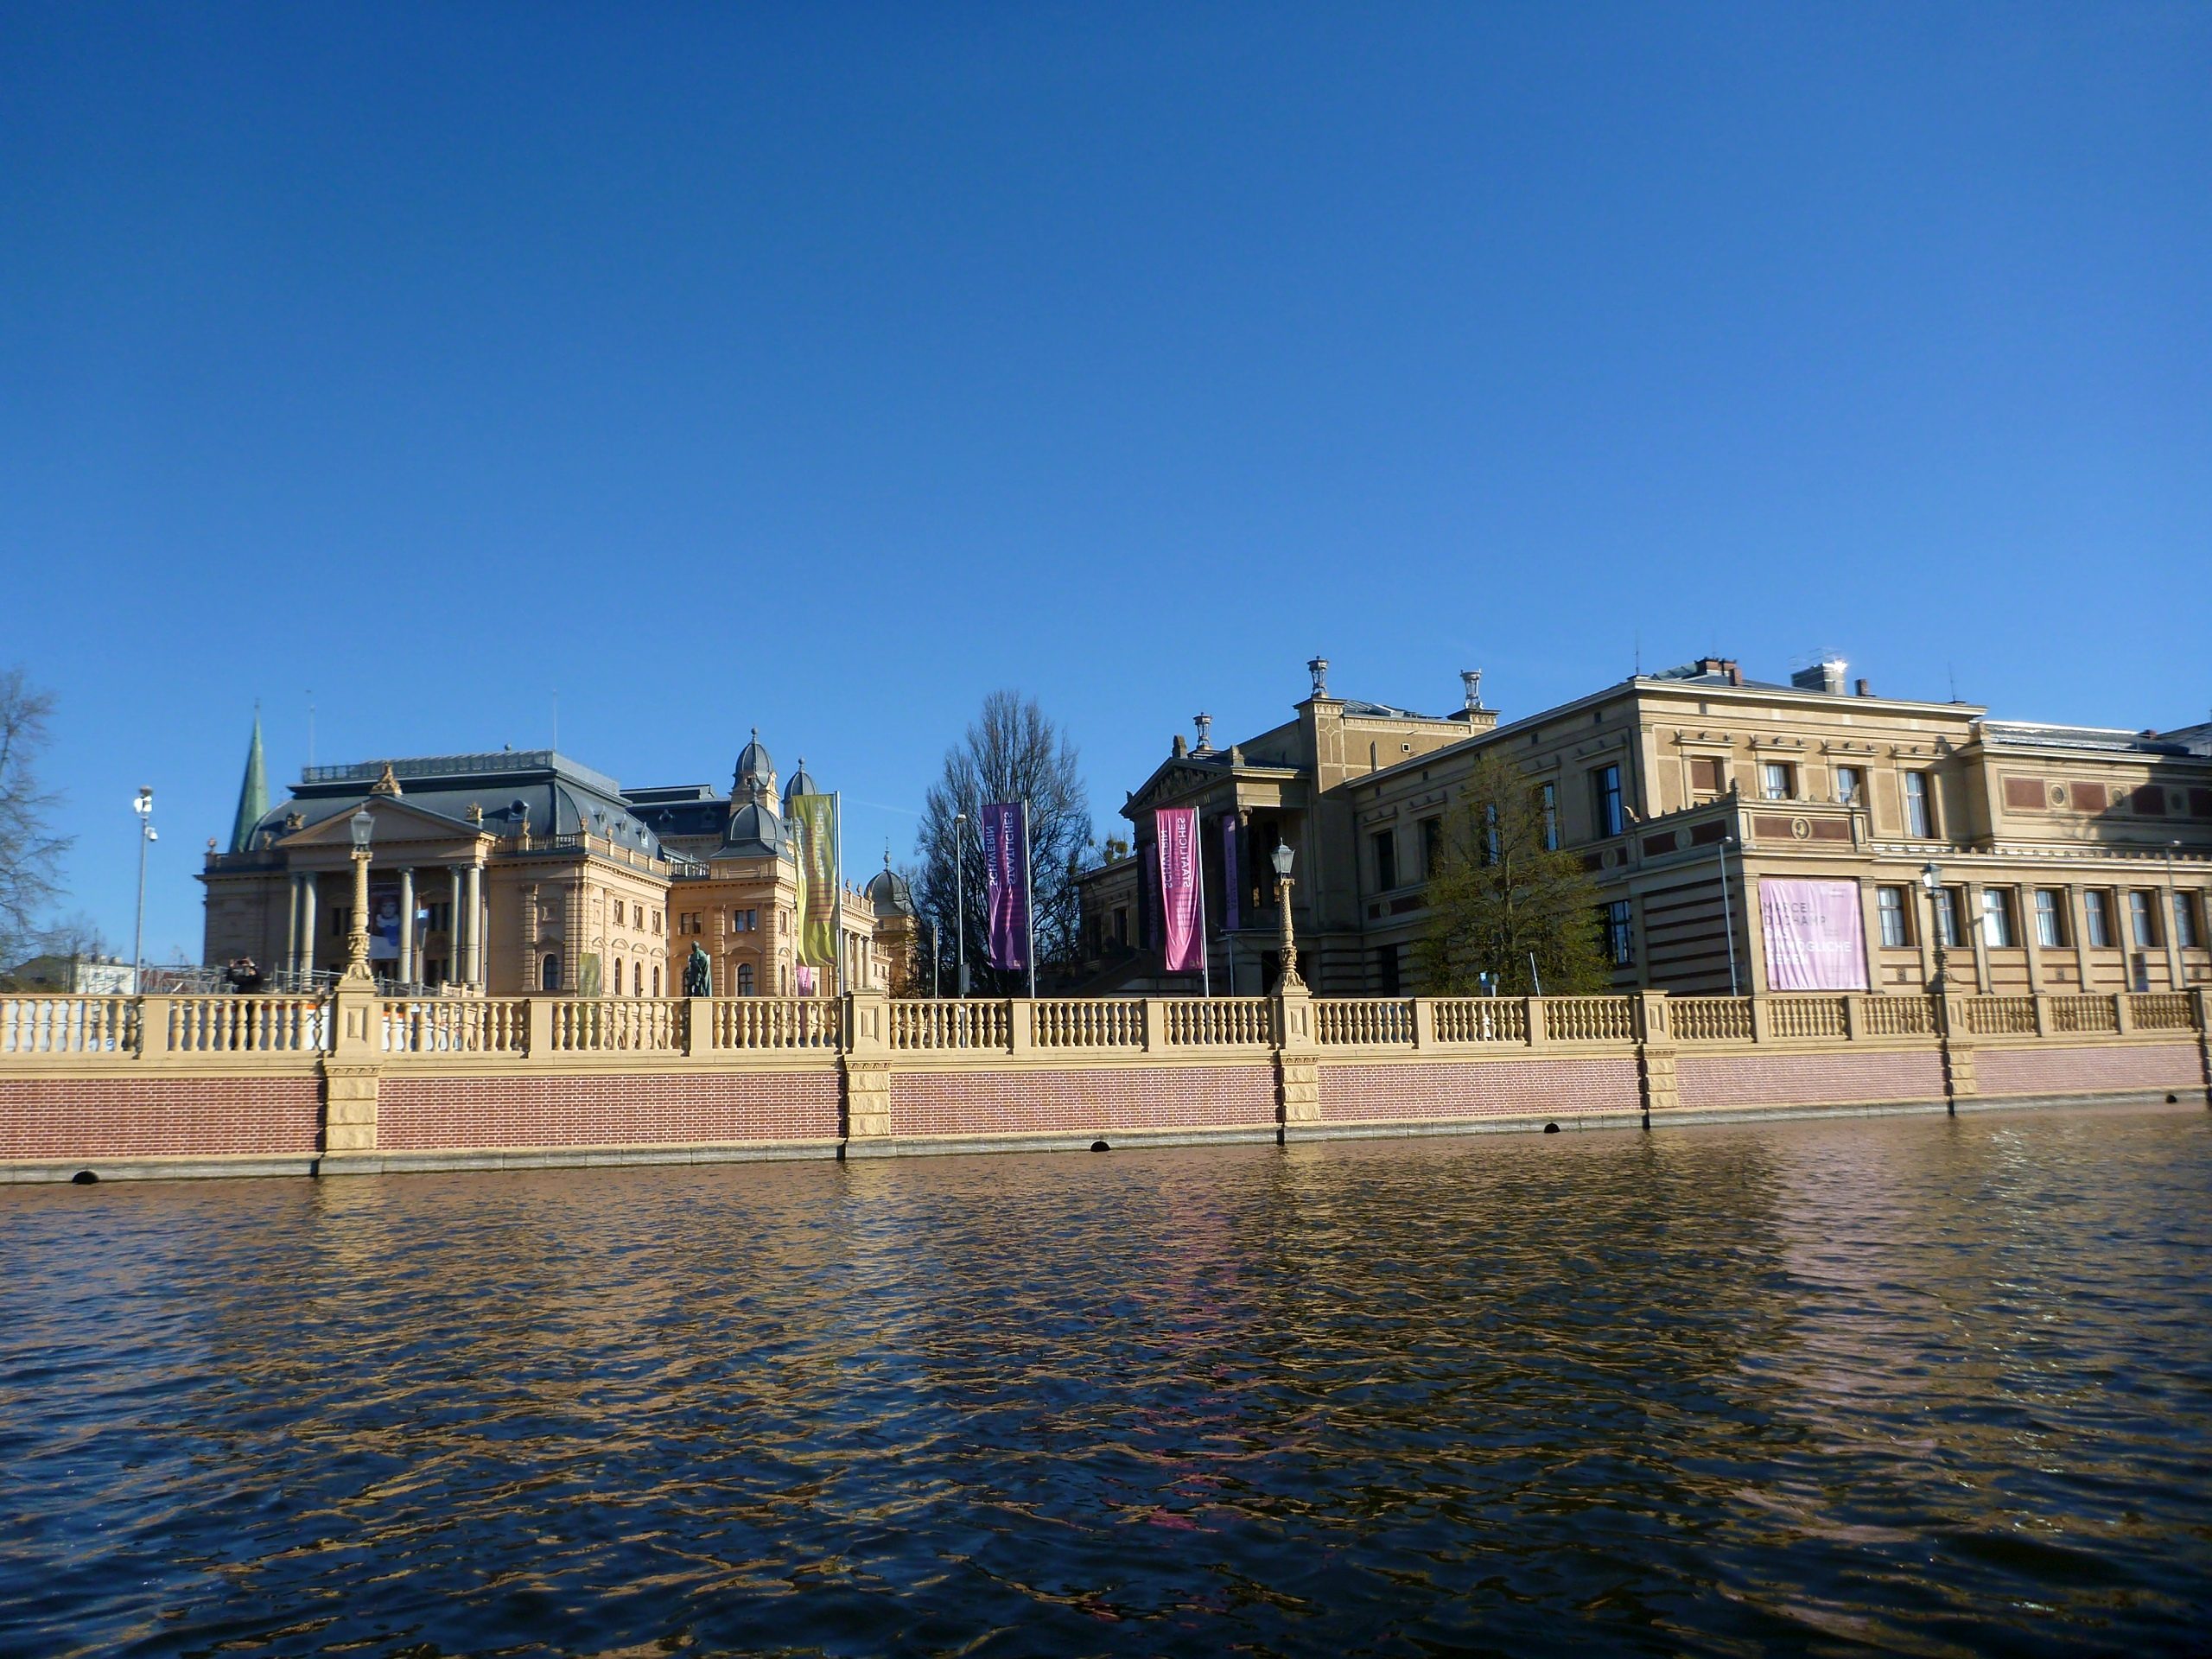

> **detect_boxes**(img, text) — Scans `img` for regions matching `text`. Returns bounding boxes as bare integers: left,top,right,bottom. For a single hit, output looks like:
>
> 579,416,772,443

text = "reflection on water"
3,1105,2209,1656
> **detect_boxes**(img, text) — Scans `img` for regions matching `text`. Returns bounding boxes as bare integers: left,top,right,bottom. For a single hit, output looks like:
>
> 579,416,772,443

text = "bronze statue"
683,943,711,997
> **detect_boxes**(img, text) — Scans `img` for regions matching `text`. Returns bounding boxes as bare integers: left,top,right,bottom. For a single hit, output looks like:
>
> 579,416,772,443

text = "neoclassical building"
1078,656,2212,998
200,731,916,998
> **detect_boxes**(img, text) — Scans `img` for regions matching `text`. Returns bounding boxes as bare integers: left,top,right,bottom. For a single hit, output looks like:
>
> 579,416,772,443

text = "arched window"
737,962,755,996
542,953,562,992
652,964,661,997
632,960,643,996
613,957,623,996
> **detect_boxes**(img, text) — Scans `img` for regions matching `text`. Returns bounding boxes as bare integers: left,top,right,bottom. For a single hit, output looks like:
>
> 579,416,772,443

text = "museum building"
200,731,918,999
1077,656,2212,999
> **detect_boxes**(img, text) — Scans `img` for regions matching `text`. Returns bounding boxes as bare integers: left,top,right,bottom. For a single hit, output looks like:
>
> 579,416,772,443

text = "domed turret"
865,853,915,918
783,757,821,803
734,728,775,799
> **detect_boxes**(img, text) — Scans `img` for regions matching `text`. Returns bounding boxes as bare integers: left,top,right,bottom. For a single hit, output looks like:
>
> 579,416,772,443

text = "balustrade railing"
1161,998,1273,1046
1430,998,1529,1044
1962,995,2038,1037
1545,996,1637,1043
550,998,684,1054
713,997,842,1050
1316,999,1416,1046
1858,995,1936,1037
382,999,527,1054
0,995,141,1054
890,1000,1011,1052
2126,993,2196,1032
1766,996,1850,1040
1032,999,1145,1050
2048,994,2120,1035
1672,998,1753,1042
167,996,328,1053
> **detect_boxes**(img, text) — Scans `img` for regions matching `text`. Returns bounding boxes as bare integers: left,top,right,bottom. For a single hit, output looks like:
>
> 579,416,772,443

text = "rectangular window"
2175,892,2200,951
1904,772,1934,838
1420,817,1443,880
1540,783,1559,851
2034,889,2065,950
1980,888,2013,948
1592,765,1624,838
2084,889,2113,949
2130,890,2158,950
1878,886,1910,948
1372,830,1398,892
1935,887,1961,949
1762,761,1795,801
1689,756,1724,795
1374,944,1401,995
1835,766,1863,806
1605,899,1634,966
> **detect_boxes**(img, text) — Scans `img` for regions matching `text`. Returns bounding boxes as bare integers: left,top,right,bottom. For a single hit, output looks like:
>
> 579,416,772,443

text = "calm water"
3,1107,2211,1657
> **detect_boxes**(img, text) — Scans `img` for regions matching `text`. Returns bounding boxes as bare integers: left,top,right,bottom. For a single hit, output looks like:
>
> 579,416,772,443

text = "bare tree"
914,691,1093,990
0,668,70,968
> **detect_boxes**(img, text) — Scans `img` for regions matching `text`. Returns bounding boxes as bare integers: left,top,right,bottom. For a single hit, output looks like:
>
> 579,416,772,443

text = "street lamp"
1271,839,1303,991
954,810,968,997
1921,861,1949,995
130,788,155,995
344,806,375,982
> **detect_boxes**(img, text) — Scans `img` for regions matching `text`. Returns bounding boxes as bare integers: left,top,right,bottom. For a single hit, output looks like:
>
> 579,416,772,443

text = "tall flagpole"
1022,798,1036,1001
834,791,847,995
1195,813,1211,999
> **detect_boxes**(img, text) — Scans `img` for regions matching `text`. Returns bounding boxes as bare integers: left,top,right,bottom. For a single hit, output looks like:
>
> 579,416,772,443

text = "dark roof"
864,863,915,917
259,749,665,855
783,760,821,801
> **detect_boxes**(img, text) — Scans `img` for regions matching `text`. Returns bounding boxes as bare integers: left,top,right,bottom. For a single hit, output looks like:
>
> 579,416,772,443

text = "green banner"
790,792,839,969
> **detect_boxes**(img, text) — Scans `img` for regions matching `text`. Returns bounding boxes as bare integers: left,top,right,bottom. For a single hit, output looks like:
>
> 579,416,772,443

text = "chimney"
1855,677,1871,698
1725,659,1744,687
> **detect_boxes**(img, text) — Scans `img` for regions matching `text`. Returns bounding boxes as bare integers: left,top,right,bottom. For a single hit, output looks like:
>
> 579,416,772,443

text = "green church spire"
229,709,268,853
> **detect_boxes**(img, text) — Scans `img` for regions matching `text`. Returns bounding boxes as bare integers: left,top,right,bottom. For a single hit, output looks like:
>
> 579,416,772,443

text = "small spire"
228,711,269,854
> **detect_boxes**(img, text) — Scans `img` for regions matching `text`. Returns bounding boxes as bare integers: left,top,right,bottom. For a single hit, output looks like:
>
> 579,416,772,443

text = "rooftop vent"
1790,657,1848,696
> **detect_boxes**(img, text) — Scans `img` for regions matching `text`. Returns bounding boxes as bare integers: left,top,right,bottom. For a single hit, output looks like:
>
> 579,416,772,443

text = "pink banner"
1156,806,1204,974
1759,878,1868,991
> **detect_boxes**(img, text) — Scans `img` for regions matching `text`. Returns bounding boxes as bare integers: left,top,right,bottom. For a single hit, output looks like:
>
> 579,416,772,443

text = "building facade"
1079,656,2212,998
200,734,914,999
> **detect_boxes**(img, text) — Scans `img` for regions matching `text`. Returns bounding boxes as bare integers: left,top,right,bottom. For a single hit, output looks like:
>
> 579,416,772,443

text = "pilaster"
842,988,892,1139
321,979,382,1157
1936,991,1977,1106
1274,985,1319,1125
1635,991,1677,1117
686,995,713,1056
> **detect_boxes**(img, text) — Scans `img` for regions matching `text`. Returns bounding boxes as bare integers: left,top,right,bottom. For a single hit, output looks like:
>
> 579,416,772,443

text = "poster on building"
981,801,1029,973
368,879,403,961
789,791,839,969
1219,814,1240,933
1156,806,1205,974
1759,878,1868,991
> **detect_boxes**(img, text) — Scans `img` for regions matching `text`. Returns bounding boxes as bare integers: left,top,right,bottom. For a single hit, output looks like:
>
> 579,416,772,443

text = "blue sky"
3,3,2207,962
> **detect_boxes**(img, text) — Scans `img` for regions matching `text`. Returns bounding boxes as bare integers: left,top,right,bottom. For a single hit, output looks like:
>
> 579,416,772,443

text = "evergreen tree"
1415,750,1611,996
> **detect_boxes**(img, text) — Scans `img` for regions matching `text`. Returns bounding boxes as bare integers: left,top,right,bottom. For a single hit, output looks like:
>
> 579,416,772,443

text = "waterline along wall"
3,986,2208,1181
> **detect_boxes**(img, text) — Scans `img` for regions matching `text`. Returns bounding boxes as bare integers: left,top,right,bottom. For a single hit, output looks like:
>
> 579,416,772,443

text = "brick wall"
1974,1043,2202,1100
1675,1049,1942,1110
1316,1057,1640,1122
378,1071,840,1149
0,1077,320,1160
889,1065,1275,1138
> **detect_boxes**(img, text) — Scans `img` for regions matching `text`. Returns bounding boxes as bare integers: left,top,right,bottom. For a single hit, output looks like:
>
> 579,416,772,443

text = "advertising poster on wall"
368,879,402,962
1759,878,1868,991
981,802,1030,974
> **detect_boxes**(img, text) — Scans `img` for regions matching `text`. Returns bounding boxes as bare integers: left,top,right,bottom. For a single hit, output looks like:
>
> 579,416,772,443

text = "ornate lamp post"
954,809,968,997
344,806,375,982
1271,839,1303,991
130,788,155,995
1921,860,1949,995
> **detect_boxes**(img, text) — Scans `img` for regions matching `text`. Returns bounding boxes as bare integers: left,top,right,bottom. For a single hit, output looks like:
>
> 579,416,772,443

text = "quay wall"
1,987,2206,1181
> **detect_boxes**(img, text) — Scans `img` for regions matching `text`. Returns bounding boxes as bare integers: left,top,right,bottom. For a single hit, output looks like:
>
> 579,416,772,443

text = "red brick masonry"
1974,1043,2202,1099
1317,1057,1641,1121
0,1077,321,1160
1675,1049,1944,1110
378,1072,840,1149
890,1065,1276,1137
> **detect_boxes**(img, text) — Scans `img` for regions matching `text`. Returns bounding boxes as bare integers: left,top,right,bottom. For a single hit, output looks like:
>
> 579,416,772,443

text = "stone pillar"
2068,885,2095,991
1274,983,1319,1130
467,862,484,995
299,876,318,980
1524,997,1548,1048
1964,881,1991,992
1747,995,1771,1044
1635,991,1678,1119
1936,990,1977,1111
448,867,465,989
842,988,893,1141
320,977,383,1161
284,874,302,979
397,868,416,985
686,995,713,1056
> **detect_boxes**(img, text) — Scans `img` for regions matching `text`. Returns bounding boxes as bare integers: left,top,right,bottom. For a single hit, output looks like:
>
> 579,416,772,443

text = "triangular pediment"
279,798,484,849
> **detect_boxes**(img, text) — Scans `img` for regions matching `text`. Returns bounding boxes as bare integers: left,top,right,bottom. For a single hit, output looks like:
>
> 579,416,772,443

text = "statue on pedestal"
683,943,712,998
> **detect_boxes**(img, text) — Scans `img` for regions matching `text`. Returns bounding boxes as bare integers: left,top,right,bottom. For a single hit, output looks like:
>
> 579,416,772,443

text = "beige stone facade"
1081,656,2212,997
201,740,910,999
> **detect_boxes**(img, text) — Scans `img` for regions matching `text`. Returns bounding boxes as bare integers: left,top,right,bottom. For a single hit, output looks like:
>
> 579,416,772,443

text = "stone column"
284,873,302,979
299,876,318,979
321,973,383,1163
842,988,893,1141
397,868,416,985
2068,884,2095,991
1964,880,1991,992
1635,990,1678,1121
464,861,484,988
1274,982,1319,1132
1936,990,1977,1113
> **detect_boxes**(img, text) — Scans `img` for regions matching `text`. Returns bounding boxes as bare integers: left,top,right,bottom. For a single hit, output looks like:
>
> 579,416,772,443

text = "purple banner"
1759,878,1869,991
1157,806,1203,974
982,801,1029,973
1220,814,1240,933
